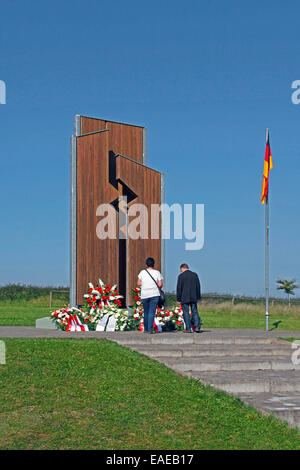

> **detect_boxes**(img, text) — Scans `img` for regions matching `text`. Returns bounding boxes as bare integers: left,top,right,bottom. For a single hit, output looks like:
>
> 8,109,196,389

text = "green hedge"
0,284,69,302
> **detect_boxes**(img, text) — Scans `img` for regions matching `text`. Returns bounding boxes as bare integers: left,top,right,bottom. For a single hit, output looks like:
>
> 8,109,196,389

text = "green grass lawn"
1,298,300,331
0,338,300,450
198,302,300,331
279,338,300,343
0,298,60,326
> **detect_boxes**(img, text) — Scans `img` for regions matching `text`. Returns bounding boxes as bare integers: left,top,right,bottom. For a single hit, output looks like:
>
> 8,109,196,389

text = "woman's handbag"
144,269,166,309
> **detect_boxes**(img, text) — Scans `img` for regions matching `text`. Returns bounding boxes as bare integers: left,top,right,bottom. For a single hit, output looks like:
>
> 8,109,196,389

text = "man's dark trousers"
181,302,201,330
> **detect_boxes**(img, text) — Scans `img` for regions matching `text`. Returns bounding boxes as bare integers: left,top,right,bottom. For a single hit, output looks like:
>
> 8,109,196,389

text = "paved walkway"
0,326,299,339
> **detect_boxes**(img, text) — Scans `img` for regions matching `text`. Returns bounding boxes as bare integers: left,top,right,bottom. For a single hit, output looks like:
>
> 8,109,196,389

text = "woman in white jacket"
137,257,163,333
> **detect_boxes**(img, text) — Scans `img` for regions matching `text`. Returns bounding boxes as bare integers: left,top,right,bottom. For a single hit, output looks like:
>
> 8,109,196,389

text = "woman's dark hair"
146,257,155,267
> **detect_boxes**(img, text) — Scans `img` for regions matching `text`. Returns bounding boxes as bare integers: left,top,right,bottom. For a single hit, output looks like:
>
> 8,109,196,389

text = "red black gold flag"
261,130,273,204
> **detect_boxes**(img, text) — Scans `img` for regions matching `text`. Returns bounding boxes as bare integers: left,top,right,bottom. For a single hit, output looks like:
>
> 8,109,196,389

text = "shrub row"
0,284,70,302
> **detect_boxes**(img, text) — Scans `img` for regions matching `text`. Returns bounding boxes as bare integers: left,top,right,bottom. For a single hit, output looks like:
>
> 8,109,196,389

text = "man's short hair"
180,263,189,270
146,257,155,267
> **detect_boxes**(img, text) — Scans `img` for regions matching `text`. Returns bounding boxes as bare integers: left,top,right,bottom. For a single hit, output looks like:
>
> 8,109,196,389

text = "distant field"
198,301,300,331
1,297,300,331
0,297,65,326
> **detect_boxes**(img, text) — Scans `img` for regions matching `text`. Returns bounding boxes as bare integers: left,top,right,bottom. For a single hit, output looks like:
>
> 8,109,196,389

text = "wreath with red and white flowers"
51,279,129,331
80,279,129,331
50,279,188,332
50,306,88,331
129,287,185,331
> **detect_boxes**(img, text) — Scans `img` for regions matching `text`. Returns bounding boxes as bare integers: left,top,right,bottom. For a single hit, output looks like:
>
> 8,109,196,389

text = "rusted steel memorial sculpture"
70,115,164,307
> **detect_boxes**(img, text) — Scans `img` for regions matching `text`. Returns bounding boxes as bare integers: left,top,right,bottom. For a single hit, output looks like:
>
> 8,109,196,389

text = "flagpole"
265,128,269,332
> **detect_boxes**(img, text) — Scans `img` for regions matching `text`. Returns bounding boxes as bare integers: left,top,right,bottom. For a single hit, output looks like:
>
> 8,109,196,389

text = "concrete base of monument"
36,317,58,329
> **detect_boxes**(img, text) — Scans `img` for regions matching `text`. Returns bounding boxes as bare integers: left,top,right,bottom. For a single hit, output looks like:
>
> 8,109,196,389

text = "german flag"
261,129,273,204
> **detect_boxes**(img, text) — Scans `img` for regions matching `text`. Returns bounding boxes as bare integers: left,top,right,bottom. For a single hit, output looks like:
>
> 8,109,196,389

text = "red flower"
176,321,182,326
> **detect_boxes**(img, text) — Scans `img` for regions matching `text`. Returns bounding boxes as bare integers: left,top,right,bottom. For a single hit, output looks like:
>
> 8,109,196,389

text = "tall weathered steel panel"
71,115,163,306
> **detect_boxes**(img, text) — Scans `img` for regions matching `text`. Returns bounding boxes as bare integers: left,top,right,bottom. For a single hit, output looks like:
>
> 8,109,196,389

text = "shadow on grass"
269,320,283,331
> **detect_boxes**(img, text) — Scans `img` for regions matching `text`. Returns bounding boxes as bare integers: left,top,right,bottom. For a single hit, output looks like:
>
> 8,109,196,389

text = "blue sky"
1,0,299,296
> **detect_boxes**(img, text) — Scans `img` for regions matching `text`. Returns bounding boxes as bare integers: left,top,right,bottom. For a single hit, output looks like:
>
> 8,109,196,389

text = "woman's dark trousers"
142,296,159,332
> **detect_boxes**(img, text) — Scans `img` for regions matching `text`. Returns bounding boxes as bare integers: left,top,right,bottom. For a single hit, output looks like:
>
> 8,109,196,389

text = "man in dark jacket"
176,263,201,333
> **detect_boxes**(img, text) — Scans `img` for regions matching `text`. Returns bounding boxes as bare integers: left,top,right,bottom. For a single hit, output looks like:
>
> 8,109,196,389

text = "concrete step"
237,393,300,430
112,331,300,431
189,370,300,394
156,356,300,372
114,334,279,346
129,344,291,358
